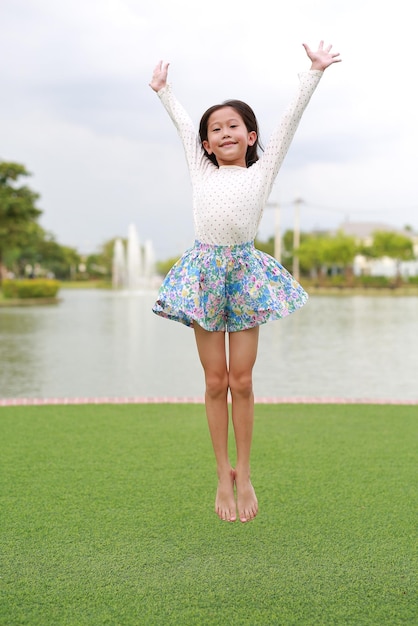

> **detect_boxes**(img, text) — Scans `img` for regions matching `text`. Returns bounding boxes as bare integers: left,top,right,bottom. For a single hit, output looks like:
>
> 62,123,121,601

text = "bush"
356,275,392,288
2,279,60,299
328,274,346,288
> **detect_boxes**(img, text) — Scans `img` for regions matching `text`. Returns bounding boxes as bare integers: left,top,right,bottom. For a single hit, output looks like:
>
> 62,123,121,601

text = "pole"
293,197,302,281
274,202,281,263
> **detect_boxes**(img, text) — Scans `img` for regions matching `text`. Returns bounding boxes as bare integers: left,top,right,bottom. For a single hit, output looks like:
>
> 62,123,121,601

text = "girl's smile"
202,106,257,167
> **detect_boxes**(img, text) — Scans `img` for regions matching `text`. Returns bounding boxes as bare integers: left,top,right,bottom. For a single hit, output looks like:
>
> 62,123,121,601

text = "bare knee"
229,371,253,399
205,371,229,399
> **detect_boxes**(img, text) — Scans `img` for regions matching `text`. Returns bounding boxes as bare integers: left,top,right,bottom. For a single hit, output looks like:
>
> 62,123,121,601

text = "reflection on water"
258,295,418,400
0,289,417,400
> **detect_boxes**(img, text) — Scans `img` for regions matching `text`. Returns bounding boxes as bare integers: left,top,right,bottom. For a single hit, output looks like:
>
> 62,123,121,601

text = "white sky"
0,0,416,258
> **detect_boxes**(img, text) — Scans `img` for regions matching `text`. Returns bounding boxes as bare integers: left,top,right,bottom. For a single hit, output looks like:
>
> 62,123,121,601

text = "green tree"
297,231,357,283
37,235,80,280
156,256,180,278
369,230,413,261
281,229,312,273
3,222,46,276
322,231,357,280
368,230,414,283
297,234,328,279
85,238,119,280
254,236,274,257
3,222,81,280
0,161,42,280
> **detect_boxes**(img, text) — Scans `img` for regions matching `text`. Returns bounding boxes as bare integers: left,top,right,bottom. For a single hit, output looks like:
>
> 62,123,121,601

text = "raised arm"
257,41,341,201
149,60,209,179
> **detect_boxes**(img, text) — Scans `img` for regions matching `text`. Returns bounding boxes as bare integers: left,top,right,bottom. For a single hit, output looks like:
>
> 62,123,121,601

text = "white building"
333,221,418,278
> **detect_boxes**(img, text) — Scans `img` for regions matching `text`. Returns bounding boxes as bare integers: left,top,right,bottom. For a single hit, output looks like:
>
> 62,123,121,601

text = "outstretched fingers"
303,40,342,70
149,60,170,92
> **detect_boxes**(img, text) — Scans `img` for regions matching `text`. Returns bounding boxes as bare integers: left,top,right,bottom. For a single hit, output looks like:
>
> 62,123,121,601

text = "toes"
218,508,237,522
239,506,258,523
216,506,234,522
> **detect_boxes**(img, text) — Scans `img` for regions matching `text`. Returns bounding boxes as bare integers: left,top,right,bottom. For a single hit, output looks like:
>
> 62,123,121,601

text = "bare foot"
235,471,258,523
215,468,236,522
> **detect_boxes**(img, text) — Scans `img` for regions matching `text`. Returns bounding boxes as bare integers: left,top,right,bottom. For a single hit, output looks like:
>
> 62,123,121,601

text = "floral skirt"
152,240,308,332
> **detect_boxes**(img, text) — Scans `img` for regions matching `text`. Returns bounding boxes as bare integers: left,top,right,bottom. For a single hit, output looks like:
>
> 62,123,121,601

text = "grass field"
1,403,417,625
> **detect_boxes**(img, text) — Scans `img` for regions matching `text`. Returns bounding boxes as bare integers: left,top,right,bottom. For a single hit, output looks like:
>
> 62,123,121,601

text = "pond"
0,289,417,402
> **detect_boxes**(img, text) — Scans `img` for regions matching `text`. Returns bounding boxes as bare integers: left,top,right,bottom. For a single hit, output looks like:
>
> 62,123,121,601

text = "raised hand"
302,41,341,71
149,60,170,92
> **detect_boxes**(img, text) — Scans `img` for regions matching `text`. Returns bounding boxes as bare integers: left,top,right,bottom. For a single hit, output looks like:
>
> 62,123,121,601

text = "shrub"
2,279,60,299
356,275,392,288
328,274,346,288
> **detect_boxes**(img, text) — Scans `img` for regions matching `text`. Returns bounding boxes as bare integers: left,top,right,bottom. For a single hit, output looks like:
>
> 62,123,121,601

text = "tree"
37,235,80,280
296,231,358,284
3,221,46,276
254,236,274,257
369,230,413,261
156,256,181,278
368,230,414,283
3,223,81,280
0,161,42,280
297,234,328,280
85,238,119,280
321,231,358,280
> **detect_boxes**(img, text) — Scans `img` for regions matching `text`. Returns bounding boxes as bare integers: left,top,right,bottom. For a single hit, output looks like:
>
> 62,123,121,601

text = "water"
0,289,417,401
112,224,157,290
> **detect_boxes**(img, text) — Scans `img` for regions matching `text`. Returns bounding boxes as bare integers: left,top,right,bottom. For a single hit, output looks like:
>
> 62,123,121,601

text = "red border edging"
1,396,417,406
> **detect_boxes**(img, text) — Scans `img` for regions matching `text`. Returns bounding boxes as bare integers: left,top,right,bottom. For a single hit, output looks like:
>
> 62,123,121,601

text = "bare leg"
229,326,259,523
194,323,236,522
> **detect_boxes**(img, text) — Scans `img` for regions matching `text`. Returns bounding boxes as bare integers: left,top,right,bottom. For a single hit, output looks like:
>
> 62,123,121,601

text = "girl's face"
202,106,257,168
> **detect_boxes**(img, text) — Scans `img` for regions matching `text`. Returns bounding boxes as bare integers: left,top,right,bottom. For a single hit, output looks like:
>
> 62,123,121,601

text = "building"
333,221,418,278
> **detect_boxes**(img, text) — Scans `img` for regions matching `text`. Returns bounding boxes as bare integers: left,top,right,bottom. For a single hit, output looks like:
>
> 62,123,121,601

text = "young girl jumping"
150,41,341,523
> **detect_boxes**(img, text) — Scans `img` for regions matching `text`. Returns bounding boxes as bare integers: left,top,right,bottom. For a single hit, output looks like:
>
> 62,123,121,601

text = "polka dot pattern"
158,71,322,245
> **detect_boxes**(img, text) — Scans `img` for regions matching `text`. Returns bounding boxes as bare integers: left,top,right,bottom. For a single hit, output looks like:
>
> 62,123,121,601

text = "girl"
150,41,341,523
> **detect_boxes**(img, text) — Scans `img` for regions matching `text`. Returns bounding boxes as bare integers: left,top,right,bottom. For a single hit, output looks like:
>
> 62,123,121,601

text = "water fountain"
112,238,126,289
143,239,156,281
126,224,142,289
112,224,157,290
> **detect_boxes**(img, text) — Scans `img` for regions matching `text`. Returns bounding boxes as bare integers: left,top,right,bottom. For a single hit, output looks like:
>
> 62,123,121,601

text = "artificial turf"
1,403,417,625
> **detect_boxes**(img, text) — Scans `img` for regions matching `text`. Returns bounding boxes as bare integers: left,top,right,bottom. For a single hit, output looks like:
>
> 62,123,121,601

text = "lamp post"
293,197,303,281
274,203,281,264
266,201,281,263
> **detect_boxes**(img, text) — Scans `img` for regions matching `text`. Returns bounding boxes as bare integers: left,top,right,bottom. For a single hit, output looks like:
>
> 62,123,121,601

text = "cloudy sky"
1,0,416,259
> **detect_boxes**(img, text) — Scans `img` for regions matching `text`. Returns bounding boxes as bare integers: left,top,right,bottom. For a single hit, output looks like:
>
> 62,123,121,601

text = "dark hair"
199,99,263,168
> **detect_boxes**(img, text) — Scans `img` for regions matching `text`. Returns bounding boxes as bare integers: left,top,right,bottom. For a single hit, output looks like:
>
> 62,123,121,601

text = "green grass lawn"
1,403,417,625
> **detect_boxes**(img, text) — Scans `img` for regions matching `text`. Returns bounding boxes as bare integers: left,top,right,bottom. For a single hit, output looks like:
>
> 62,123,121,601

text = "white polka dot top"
157,70,323,246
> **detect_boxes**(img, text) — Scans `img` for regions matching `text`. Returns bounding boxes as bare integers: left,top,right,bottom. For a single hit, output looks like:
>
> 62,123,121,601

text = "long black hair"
199,99,263,167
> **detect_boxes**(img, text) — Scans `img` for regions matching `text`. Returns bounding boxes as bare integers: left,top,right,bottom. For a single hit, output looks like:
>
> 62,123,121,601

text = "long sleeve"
157,85,212,182
258,70,323,200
